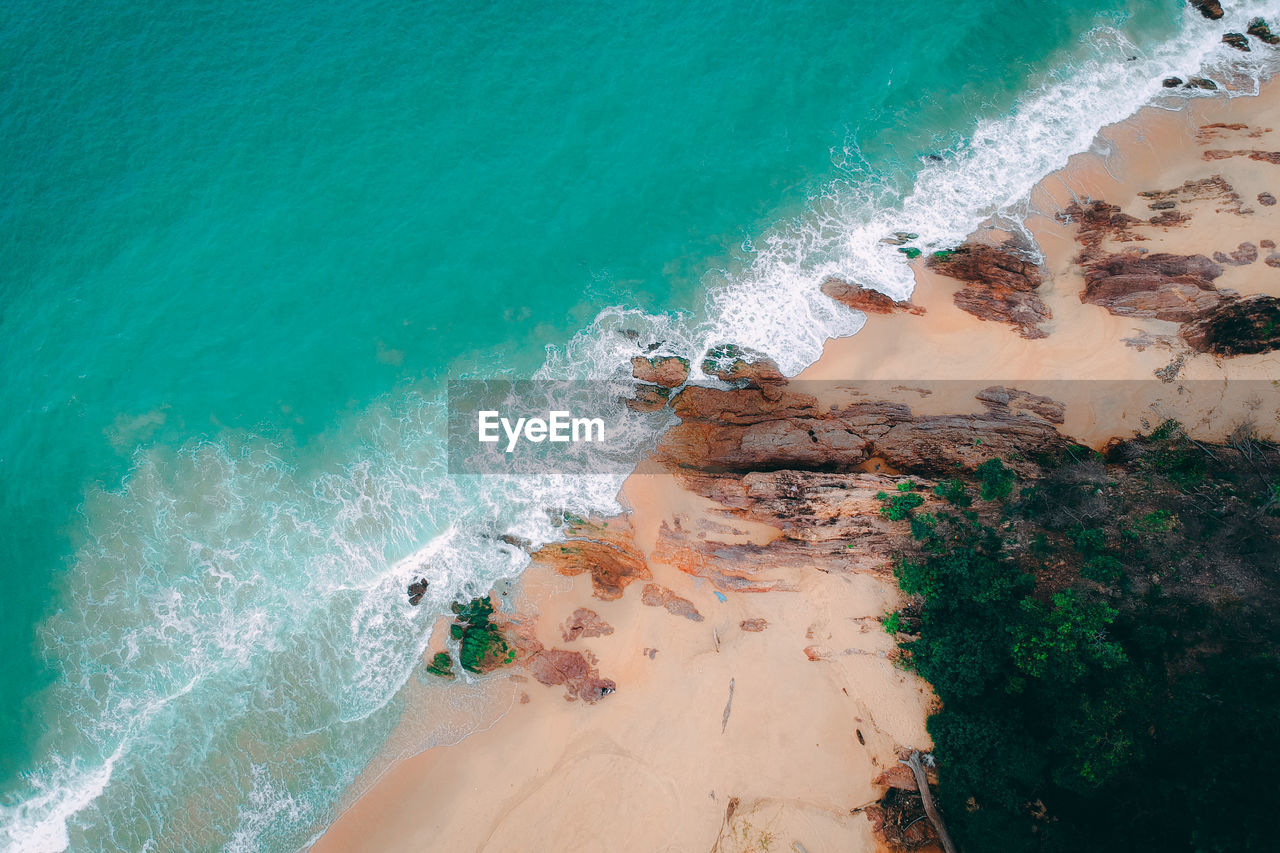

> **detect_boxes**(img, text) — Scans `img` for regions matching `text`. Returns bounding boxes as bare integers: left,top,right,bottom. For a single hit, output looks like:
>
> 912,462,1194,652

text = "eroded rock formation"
561,608,614,642
655,384,1067,477
631,355,690,388
925,243,1050,338
639,583,704,621
529,516,651,600
1080,250,1233,322
1180,294,1280,355
821,277,924,315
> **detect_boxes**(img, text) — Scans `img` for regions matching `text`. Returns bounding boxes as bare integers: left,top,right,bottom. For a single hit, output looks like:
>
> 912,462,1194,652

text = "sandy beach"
315,78,1280,853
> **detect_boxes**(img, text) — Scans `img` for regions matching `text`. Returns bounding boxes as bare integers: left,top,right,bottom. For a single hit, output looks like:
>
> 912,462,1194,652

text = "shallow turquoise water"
2,0,1248,848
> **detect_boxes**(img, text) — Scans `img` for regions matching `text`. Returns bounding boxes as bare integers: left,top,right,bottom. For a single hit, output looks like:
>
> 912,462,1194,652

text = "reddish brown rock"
1203,149,1280,164
1189,0,1224,20
625,384,671,412
699,344,786,387
926,242,1050,338
739,618,769,632
1179,295,1280,355
657,385,1066,477
524,648,616,703
1213,242,1258,266
640,583,704,622
820,277,924,315
975,386,1065,424
1059,200,1145,256
1081,250,1232,322
631,355,690,388
1223,32,1251,51
560,608,614,642
529,516,651,600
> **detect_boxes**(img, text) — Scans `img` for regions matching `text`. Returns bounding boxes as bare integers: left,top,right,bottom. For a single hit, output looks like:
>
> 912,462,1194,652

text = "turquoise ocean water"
2,0,1273,849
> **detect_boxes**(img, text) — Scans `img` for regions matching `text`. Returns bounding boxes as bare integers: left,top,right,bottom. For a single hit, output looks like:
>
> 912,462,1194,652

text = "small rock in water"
1248,17,1280,44
1162,77,1183,88
407,577,429,606
1223,33,1251,51
879,231,919,247
1184,77,1218,91
1189,0,1224,20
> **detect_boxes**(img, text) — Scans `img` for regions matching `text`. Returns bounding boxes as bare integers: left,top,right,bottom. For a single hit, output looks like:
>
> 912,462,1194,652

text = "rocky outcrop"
1081,250,1233,322
529,516,651,600
1213,242,1258,266
821,277,924,315
925,243,1050,338
631,355,690,388
1203,149,1280,164
640,583,704,621
1060,200,1146,257
407,577,429,606
700,344,786,386
1248,17,1280,44
523,648,616,703
1189,0,1224,20
657,384,1067,477
975,386,1065,424
739,618,768,632
561,608,614,642
1223,32,1251,51
1179,295,1280,355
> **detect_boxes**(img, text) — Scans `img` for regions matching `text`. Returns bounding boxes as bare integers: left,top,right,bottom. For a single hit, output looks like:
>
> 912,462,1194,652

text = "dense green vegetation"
425,651,455,678
450,595,516,674
883,422,1280,852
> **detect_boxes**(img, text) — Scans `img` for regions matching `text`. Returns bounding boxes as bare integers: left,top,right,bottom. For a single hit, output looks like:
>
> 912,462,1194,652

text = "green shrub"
425,651,454,678
934,478,972,506
1082,554,1123,584
976,458,1016,501
880,491,924,521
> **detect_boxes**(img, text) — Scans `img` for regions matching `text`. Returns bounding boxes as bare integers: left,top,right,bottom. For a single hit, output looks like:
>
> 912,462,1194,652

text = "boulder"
1180,295,1280,355
1223,32,1251,51
631,355,690,388
1189,0,1224,19
1081,251,1232,321
1248,17,1280,44
926,243,1050,338
407,577,429,606
821,277,924,315
700,344,786,386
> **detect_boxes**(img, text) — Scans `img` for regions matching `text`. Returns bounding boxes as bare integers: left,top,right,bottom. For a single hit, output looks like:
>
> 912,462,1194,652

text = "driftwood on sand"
904,750,958,853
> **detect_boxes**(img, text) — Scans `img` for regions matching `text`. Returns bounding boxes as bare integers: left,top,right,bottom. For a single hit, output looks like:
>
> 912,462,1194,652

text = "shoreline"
315,76,1280,852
